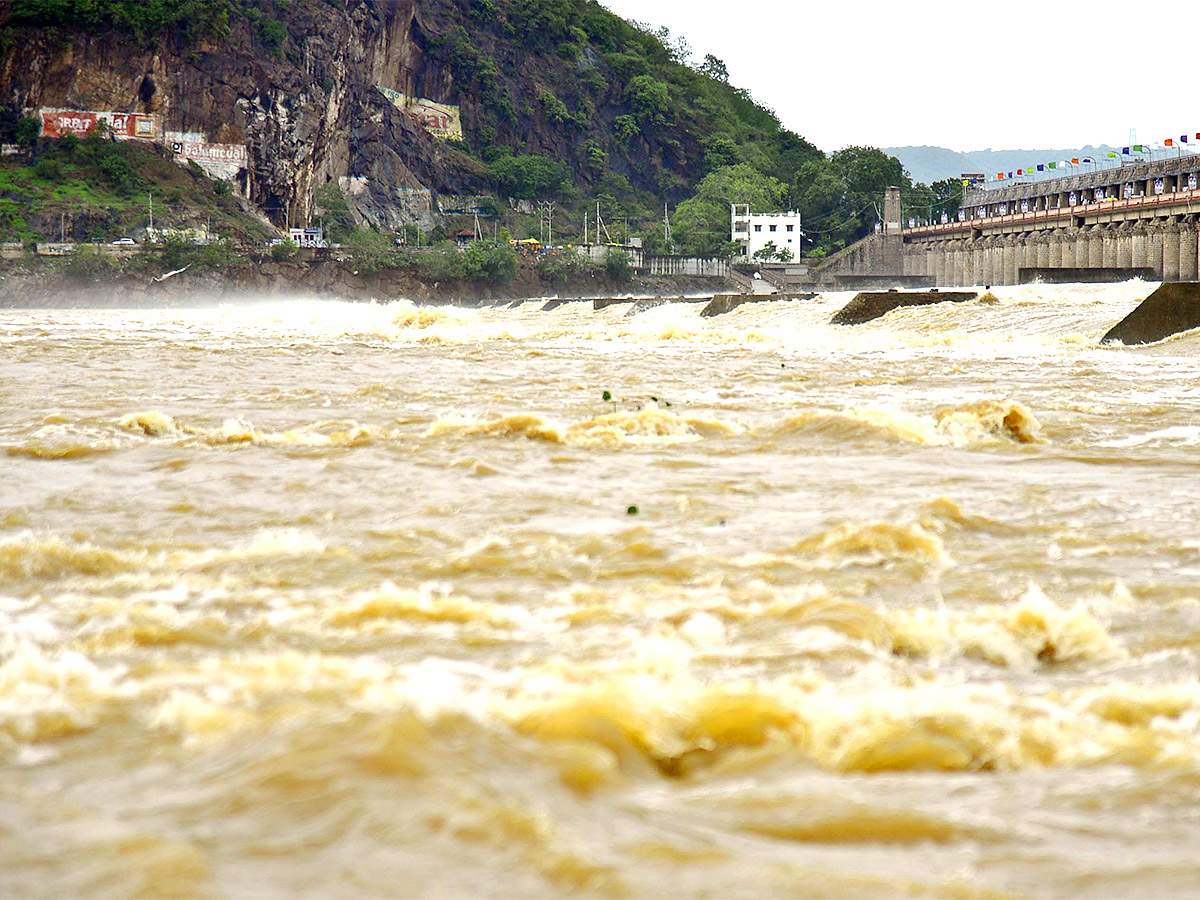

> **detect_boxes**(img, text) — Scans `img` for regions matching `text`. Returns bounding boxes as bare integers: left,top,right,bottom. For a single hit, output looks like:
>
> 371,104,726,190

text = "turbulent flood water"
3,283,1200,898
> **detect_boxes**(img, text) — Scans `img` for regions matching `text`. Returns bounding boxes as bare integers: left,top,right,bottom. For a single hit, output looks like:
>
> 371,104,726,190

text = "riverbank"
0,255,733,307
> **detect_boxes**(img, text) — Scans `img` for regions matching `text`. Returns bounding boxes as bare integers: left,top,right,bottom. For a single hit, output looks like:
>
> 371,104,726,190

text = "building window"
754,225,762,232
786,224,794,232
769,225,777,232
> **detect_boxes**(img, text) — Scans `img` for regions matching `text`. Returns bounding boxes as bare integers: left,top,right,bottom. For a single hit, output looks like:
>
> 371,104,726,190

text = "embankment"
0,258,731,307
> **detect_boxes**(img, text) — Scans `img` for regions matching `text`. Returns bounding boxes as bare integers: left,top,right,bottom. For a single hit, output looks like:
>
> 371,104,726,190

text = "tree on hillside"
699,54,729,82
489,154,570,200
790,147,913,252
15,117,39,151
672,164,786,258
625,75,672,126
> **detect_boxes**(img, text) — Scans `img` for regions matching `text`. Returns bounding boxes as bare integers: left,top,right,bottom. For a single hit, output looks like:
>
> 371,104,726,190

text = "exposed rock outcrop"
1,1,484,230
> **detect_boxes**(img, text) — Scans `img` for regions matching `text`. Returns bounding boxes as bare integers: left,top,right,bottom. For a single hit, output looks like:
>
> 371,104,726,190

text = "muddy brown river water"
2,283,1200,898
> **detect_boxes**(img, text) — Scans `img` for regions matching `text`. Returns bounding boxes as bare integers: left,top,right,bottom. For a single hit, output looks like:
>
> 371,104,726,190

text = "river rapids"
3,283,1200,898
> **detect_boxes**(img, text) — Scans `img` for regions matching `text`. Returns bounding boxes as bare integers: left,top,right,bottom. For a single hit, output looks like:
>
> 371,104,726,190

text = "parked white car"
111,237,137,246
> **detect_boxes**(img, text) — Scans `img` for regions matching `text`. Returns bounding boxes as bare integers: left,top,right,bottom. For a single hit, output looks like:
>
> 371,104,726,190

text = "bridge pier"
1002,239,1017,285
1036,234,1050,269
1017,237,1034,280
1087,228,1103,268
1065,229,1084,267
1049,234,1064,268
1102,228,1118,269
1180,224,1198,282
1147,229,1164,279
1163,223,1181,282
1116,225,1133,270
1132,227,1148,270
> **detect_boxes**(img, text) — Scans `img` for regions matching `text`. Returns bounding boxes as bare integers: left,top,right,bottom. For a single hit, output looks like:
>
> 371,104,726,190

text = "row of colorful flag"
964,136,1200,185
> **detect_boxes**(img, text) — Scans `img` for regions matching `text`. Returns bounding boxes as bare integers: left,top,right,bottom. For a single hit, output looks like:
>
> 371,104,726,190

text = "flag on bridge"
1007,172,1014,179
1164,138,1174,147
1071,157,1080,165
1082,157,1094,163
1107,152,1119,158
1048,162,1057,169
997,172,1005,180
1037,164,1045,171
1122,147,1130,155
1182,135,1190,144
1133,144,1145,152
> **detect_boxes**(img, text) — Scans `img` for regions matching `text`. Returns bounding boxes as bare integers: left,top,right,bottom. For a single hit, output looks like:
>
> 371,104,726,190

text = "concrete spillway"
1102,282,1200,345
830,290,978,326
700,293,816,317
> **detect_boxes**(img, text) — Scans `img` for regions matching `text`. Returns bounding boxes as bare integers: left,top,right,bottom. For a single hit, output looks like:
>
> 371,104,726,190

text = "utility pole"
584,209,588,245
664,202,673,252
148,191,153,233
536,200,556,246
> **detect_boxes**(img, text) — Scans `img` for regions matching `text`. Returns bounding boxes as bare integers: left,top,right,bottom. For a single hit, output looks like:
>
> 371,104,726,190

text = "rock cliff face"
1,0,486,229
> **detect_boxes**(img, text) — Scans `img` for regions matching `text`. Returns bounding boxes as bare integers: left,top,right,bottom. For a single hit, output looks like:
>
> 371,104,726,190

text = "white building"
288,228,327,248
731,204,802,260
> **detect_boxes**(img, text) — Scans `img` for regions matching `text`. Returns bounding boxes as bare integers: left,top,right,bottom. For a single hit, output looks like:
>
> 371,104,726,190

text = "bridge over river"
808,157,1200,287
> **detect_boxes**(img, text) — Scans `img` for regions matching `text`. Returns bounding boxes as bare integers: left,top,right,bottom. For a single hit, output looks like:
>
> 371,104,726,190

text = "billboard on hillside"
40,109,159,140
165,131,248,180
377,86,462,141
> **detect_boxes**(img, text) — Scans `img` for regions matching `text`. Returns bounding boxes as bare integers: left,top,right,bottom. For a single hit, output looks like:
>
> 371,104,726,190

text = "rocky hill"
0,0,819,238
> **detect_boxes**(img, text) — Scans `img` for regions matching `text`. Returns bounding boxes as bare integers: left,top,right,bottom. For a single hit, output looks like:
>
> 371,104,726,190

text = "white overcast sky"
601,0,1190,153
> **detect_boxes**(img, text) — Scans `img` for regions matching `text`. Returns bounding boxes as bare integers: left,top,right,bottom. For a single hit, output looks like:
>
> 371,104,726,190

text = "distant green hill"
887,145,1125,185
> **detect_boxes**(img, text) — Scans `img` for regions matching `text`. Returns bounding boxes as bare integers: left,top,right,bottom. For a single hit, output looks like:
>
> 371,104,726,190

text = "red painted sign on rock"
40,109,158,141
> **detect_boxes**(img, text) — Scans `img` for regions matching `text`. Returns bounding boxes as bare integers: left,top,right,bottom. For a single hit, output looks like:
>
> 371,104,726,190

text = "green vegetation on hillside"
8,0,236,40
0,128,272,244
